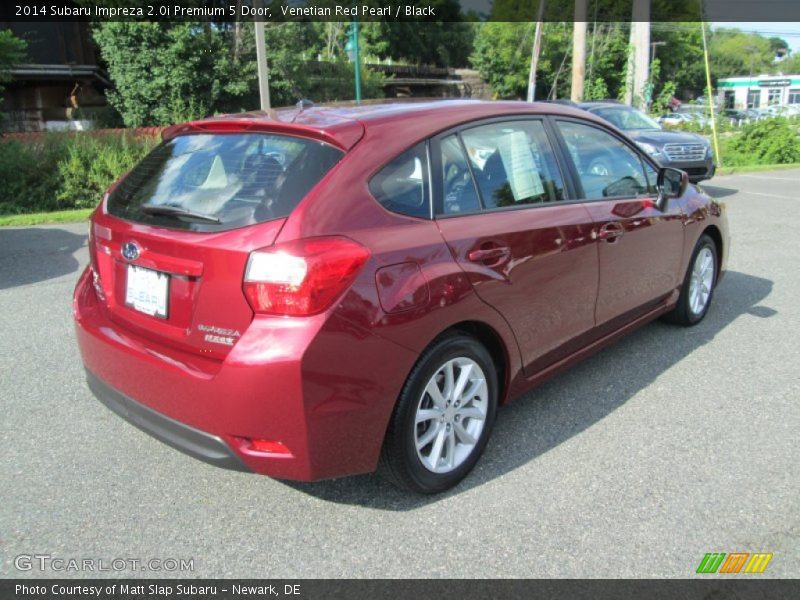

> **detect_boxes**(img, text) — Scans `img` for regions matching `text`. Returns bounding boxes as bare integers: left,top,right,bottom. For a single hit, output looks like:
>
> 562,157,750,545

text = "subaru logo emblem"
121,241,140,261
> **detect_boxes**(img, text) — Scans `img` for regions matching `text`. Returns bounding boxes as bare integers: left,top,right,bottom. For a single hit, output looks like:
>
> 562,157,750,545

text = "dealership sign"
759,79,792,87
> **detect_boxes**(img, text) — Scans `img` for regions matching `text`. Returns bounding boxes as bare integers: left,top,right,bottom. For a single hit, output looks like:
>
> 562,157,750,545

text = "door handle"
597,223,624,242
468,246,510,264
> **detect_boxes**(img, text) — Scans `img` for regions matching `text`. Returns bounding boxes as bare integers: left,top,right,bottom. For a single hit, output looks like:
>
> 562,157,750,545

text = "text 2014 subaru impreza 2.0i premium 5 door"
74,101,729,493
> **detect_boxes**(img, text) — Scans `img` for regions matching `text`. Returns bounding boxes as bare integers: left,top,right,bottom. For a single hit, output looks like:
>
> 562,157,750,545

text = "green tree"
93,22,257,127
584,22,630,100
0,30,27,115
93,20,388,126
650,22,705,97
779,53,800,75
708,28,781,81
359,1,473,68
471,22,572,100
300,0,471,68
360,20,474,68
768,36,790,60
470,22,533,99
583,77,610,101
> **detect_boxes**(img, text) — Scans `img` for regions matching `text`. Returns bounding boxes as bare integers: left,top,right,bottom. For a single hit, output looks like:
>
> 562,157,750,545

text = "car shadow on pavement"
699,184,739,199
0,227,86,290
282,270,775,509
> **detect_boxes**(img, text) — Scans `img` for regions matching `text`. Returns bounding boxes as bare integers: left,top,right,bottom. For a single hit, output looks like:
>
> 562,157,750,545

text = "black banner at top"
2,0,800,23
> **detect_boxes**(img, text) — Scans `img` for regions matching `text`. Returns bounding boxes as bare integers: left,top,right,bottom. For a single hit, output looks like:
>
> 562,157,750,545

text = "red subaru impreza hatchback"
74,100,728,493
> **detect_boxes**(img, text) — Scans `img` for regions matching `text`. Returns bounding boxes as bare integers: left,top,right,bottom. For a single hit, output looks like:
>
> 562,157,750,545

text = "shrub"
725,118,800,166
583,78,610,102
0,131,158,215
0,135,67,214
58,132,157,209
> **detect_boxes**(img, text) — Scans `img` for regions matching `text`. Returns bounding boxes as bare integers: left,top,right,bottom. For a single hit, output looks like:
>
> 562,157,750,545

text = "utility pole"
345,20,362,103
624,0,650,108
571,0,588,102
701,21,721,166
254,0,271,110
527,0,546,102
352,20,362,103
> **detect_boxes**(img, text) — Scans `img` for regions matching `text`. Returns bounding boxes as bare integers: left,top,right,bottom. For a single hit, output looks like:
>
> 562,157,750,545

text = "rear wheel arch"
434,320,510,405
378,328,501,492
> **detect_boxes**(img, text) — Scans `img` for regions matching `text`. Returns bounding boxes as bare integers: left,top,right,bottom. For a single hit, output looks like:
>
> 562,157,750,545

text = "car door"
553,119,685,329
433,118,599,375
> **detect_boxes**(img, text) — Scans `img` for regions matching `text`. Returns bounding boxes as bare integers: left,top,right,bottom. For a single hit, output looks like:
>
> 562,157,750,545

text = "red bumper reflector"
235,437,293,457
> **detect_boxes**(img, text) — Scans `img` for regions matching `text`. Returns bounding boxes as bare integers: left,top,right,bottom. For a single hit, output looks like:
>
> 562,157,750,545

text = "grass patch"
716,163,800,176
0,208,94,227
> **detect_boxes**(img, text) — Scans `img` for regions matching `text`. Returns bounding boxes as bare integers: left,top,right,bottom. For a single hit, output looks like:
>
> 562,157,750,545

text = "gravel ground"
1,169,797,578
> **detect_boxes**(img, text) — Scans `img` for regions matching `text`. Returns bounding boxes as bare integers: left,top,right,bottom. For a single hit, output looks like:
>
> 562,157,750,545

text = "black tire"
663,234,718,326
379,333,498,494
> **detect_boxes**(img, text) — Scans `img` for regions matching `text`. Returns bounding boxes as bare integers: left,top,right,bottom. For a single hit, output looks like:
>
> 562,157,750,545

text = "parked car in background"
675,106,710,127
759,105,800,118
742,108,764,122
579,102,715,182
74,100,728,493
658,112,696,127
722,109,747,126
541,99,579,107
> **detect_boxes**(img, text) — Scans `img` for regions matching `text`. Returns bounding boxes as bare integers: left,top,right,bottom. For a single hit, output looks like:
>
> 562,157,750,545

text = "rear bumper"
86,370,249,472
74,266,416,481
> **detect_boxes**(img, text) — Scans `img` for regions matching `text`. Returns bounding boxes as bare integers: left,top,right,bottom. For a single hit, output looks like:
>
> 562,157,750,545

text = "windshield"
592,107,661,131
107,133,344,232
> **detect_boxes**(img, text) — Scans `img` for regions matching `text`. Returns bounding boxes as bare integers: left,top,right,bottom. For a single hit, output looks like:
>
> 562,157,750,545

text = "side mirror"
656,167,688,211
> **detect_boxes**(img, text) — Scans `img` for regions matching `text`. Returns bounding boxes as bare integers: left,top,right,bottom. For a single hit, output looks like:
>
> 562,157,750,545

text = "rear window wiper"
139,204,221,223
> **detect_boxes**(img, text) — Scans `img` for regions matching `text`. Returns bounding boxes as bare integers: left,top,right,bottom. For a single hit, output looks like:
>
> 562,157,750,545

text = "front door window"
555,121,650,200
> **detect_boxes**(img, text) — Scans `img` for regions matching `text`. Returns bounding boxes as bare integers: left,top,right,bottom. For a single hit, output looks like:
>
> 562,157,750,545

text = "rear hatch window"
107,133,344,232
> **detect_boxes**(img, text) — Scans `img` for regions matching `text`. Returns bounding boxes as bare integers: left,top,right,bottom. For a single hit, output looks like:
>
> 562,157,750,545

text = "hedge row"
721,117,800,166
0,129,160,215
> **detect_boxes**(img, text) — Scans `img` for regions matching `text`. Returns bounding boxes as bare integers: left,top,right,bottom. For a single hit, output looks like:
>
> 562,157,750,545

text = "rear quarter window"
107,133,343,232
369,142,431,219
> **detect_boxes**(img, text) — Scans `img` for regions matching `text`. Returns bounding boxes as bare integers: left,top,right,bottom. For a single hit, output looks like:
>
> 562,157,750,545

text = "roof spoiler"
161,116,363,151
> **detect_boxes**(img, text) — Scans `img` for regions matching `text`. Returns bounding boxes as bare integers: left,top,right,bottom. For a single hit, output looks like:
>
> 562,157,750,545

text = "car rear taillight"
87,220,96,268
87,194,110,272
86,220,106,300
243,237,370,316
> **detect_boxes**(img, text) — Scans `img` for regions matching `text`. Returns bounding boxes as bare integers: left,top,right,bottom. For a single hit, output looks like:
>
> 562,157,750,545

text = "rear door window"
439,134,481,215
458,120,566,210
107,133,344,232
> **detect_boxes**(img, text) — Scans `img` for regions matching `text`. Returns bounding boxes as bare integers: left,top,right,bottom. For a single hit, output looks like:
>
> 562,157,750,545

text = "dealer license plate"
125,265,169,318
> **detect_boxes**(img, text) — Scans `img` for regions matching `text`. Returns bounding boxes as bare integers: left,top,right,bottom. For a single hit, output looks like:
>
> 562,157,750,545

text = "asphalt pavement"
1,169,798,578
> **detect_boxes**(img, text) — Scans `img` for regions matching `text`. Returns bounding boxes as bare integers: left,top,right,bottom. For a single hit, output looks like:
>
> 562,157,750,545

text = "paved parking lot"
1,169,798,578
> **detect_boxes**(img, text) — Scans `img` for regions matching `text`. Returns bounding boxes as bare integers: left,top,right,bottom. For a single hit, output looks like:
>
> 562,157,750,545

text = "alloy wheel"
414,357,488,474
688,246,715,316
